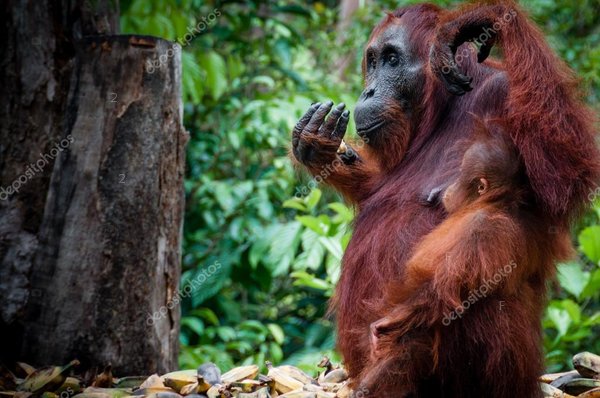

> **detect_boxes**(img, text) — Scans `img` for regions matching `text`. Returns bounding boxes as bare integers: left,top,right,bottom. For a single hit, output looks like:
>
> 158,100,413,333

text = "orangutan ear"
477,178,489,195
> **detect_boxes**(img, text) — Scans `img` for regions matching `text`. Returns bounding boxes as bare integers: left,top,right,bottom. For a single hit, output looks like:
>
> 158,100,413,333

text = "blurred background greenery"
121,0,600,374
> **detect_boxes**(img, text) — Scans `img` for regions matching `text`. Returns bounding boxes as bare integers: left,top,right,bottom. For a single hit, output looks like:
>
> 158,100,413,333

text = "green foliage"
544,206,600,371
121,0,600,373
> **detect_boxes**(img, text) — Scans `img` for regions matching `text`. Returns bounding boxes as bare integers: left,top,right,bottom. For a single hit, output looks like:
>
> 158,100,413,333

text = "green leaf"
249,227,275,269
182,52,204,103
305,188,322,210
298,229,325,271
581,268,600,299
213,182,235,213
560,299,582,325
191,257,232,306
227,54,245,81
268,342,284,363
198,51,228,99
557,262,589,299
583,312,600,326
252,75,276,89
190,308,220,326
578,225,600,264
240,320,269,337
267,323,285,345
319,236,343,260
291,271,331,290
546,305,571,337
283,198,307,212
268,222,302,276
328,202,354,223
181,317,205,337
274,4,312,17
216,326,237,342
297,215,327,235
325,254,341,285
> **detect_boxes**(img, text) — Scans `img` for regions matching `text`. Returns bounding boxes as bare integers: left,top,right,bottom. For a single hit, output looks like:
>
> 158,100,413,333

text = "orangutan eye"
387,53,399,66
367,54,376,70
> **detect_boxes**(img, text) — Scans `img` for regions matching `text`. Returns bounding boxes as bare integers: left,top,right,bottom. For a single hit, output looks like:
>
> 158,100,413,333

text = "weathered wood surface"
0,0,119,362
0,1,186,374
21,35,187,373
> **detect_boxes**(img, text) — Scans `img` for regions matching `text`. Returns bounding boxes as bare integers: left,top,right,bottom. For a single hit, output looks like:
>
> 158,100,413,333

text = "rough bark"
21,36,186,373
0,0,118,362
0,1,185,374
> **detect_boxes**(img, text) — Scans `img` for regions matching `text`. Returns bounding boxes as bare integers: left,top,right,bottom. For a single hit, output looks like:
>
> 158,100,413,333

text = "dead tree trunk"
0,2,186,374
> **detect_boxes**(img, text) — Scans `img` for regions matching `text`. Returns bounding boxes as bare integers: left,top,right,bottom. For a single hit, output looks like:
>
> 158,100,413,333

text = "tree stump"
17,35,187,373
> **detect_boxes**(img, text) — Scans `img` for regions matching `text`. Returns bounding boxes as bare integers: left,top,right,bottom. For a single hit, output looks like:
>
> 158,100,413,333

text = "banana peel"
221,366,259,385
333,382,352,398
574,352,600,379
205,386,221,398
55,377,82,396
15,364,36,378
138,375,164,389
145,393,182,398
161,374,196,394
197,364,220,386
114,377,148,389
276,367,313,385
160,370,199,394
579,388,600,398
278,390,315,398
132,388,177,396
73,387,133,398
237,387,270,398
230,379,262,393
266,363,303,394
540,383,575,398
319,370,347,385
17,360,79,395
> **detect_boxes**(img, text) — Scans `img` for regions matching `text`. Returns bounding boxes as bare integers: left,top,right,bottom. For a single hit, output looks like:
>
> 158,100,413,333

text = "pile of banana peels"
1,351,599,398
0,357,354,398
541,352,600,398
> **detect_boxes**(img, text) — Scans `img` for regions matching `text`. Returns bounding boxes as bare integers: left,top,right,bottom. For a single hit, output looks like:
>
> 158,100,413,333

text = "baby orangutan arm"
370,209,526,351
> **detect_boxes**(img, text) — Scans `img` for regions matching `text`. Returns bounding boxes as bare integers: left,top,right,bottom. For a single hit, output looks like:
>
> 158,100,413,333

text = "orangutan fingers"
319,102,346,136
305,100,333,134
442,65,473,96
332,109,350,141
292,102,321,142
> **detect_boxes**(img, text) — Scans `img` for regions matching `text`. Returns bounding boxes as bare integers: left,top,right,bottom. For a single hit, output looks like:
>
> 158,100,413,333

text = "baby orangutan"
359,122,573,398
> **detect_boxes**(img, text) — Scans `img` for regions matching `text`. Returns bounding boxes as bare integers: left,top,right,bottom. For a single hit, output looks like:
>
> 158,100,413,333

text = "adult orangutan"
291,1,599,397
